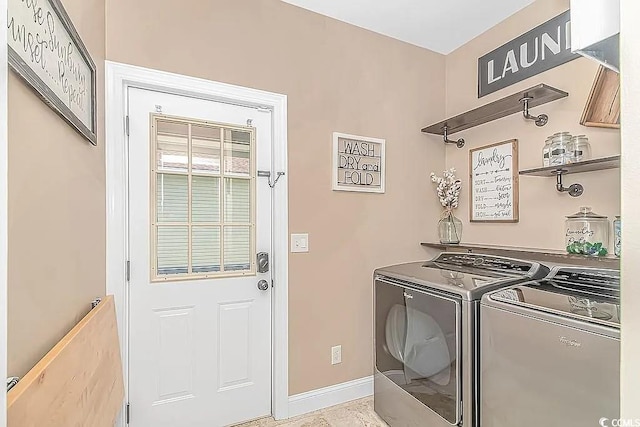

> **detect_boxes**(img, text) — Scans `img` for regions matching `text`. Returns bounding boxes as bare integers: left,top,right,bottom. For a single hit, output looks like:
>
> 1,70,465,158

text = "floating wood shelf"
519,155,620,176
519,155,620,197
422,84,569,136
421,242,619,269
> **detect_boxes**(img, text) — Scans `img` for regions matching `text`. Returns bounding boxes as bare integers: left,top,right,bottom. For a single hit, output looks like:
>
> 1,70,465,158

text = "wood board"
581,65,620,129
8,295,124,427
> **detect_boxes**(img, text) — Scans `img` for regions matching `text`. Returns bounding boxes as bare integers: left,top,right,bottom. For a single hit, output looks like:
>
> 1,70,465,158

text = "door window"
151,115,255,281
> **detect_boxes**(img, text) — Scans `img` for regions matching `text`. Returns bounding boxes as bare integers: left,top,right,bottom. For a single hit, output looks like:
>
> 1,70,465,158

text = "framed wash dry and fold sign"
333,132,385,193
469,139,519,222
8,0,97,145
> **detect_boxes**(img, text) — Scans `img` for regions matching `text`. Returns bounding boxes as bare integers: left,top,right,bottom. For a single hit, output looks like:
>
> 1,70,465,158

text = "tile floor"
236,397,388,427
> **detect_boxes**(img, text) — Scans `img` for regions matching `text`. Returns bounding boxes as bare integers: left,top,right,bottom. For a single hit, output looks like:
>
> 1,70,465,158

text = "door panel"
154,306,195,403
128,87,272,427
218,299,254,390
481,304,619,427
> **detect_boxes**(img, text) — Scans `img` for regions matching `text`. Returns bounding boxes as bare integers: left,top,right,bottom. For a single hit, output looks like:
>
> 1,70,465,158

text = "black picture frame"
8,0,97,145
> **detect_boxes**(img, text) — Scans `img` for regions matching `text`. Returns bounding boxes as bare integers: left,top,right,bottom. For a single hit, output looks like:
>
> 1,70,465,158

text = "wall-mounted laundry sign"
469,139,519,222
478,10,578,98
8,0,97,144
332,132,385,193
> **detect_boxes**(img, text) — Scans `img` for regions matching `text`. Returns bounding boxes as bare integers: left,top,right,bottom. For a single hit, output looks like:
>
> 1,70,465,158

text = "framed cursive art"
469,139,519,222
8,0,97,145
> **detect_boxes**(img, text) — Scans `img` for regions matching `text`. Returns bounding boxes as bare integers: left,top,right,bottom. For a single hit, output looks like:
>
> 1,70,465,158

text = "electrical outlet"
331,345,342,365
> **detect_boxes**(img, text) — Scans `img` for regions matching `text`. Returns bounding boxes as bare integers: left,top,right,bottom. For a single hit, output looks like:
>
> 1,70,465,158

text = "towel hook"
257,171,286,188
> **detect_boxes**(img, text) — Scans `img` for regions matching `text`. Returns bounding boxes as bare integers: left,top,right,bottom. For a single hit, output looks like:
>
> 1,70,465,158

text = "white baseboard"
287,375,374,419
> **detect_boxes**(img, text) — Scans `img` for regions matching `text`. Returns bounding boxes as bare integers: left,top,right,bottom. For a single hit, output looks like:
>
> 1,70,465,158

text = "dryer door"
375,278,461,425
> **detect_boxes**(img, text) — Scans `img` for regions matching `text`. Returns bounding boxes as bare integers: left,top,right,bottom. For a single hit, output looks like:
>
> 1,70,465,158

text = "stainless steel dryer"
374,253,549,427
481,267,620,427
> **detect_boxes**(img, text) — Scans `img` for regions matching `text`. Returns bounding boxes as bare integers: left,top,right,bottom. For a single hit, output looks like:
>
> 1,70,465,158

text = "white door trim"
105,61,289,425
0,0,8,424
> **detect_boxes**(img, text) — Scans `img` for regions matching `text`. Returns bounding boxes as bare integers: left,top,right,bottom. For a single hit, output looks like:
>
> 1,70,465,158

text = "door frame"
0,0,8,425
105,61,289,426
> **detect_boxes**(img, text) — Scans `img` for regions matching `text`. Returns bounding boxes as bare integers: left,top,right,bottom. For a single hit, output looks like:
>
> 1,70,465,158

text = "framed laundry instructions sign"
333,132,385,193
469,139,519,222
8,0,97,145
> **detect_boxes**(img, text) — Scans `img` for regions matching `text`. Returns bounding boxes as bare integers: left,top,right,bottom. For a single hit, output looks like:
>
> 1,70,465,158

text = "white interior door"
127,87,272,427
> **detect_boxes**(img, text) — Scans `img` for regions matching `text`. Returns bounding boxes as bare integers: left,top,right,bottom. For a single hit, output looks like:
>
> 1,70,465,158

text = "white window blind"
156,226,189,275
151,117,254,280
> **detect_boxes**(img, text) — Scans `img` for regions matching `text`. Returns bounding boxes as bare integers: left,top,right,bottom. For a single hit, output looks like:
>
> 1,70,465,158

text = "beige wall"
7,0,106,377
3,0,635,412
106,0,446,394
620,0,640,419
445,0,621,251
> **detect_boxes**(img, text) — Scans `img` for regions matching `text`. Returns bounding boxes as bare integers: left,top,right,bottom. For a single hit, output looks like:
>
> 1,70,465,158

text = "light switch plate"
291,233,309,253
331,345,342,365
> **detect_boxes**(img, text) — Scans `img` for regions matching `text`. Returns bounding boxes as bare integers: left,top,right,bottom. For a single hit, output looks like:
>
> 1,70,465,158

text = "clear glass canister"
565,207,610,256
614,216,621,257
550,132,573,166
570,135,592,163
542,137,553,167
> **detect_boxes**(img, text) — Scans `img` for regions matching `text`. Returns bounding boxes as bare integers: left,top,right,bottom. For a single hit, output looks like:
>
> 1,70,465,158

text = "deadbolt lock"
257,252,269,273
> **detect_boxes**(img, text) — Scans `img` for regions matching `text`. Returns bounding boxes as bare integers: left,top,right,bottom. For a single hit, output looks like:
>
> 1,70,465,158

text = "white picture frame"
332,132,385,193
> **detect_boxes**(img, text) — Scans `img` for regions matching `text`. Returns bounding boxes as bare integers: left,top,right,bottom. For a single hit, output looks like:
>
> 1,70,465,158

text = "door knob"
257,280,269,291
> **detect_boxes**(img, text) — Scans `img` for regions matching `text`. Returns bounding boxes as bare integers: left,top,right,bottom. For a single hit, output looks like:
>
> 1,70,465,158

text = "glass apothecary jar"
550,132,573,166
570,135,592,163
542,136,553,167
565,207,610,256
614,216,621,257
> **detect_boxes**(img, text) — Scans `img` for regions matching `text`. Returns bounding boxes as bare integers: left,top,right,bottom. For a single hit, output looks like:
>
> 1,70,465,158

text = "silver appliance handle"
375,276,462,304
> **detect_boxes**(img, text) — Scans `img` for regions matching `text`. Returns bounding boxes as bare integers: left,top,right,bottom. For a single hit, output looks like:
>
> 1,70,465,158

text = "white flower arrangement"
430,168,461,209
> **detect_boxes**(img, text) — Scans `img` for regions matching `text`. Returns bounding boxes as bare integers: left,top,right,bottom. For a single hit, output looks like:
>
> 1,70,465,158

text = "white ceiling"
281,0,535,54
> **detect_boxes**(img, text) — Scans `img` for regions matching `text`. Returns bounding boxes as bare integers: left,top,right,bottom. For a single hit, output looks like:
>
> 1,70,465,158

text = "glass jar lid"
566,206,607,219
571,135,589,141
552,135,573,143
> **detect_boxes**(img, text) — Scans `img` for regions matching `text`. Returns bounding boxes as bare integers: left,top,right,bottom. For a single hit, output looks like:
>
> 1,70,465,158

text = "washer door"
375,278,461,425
